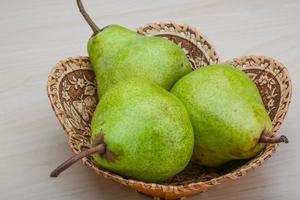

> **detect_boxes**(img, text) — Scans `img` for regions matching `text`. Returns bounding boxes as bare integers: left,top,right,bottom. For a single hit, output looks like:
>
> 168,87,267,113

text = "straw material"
47,22,291,200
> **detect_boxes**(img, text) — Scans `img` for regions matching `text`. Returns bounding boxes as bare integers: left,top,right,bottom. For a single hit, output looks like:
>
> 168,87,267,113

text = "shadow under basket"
47,22,292,200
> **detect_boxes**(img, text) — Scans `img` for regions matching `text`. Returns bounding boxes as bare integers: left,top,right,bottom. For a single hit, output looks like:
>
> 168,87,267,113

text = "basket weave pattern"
47,22,291,200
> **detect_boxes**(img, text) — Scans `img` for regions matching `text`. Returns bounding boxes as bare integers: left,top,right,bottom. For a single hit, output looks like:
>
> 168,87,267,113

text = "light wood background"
0,0,299,199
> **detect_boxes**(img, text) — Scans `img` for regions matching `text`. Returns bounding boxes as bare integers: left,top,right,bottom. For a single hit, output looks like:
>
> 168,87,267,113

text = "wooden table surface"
1,0,299,199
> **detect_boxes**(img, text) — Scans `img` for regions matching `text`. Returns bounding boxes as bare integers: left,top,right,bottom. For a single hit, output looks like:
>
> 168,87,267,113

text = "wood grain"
0,0,299,199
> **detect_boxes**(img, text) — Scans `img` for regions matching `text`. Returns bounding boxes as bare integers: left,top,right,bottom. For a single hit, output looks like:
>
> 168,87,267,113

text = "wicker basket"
47,22,291,200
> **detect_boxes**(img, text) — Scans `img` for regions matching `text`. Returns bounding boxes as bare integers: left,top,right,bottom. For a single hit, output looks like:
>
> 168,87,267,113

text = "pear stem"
50,144,105,177
76,0,101,34
259,134,289,144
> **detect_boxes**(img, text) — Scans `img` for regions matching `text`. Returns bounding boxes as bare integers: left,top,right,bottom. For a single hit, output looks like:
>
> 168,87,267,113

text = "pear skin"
87,25,192,97
89,32,191,97
90,80,194,182
171,64,287,167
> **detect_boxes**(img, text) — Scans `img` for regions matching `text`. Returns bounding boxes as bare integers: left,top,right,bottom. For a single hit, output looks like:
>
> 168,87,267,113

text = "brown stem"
76,0,101,34
50,144,105,177
259,134,289,144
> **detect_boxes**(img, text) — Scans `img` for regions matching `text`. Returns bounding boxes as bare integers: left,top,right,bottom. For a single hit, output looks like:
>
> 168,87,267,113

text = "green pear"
76,0,192,97
51,80,194,183
171,64,288,167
